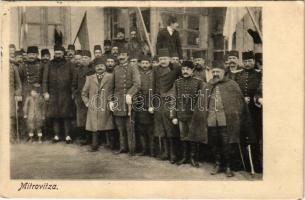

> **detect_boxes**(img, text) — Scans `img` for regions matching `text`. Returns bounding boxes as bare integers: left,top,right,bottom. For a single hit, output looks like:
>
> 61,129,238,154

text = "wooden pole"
246,7,262,41
136,7,154,57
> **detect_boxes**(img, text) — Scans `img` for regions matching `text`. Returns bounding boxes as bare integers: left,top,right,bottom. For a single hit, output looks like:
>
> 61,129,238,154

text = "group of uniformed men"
9,16,262,178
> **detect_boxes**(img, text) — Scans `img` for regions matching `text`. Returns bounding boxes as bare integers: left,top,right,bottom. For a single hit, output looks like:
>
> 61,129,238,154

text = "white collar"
167,26,174,36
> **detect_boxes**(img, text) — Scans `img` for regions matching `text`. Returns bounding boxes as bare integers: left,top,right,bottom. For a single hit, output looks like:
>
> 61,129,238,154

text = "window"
22,7,66,48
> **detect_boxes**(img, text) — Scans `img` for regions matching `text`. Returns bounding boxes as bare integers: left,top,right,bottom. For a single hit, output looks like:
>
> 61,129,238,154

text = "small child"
23,85,45,143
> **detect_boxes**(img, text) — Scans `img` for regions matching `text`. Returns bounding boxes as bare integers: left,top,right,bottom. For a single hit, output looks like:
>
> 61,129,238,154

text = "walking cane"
247,144,255,176
15,99,20,143
128,103,135,152
238,143,246,171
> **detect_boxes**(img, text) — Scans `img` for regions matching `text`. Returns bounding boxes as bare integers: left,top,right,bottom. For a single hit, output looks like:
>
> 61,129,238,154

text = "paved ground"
11,142,262,180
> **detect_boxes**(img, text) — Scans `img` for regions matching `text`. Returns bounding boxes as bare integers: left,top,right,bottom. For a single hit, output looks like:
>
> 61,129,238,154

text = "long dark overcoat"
190,77,255,144
156,28,182,58
42,58,74,118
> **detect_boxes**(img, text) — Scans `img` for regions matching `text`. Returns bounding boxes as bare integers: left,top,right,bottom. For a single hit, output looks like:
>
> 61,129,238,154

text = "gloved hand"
24,115,27,119
126,94,132,105
245,97,250,104
43,93,50,101
172,118,178,125
109,101,115,111
148,107,154,114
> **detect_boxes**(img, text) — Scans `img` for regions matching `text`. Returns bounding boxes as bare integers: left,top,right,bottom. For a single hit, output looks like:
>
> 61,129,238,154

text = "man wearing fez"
190,60,254,177
105,54,116,73
170,52,181,66
226,50,242,79
113,27,128,51
42,46,74,144
94,45,102,59
19,46,44,98
153,48,181,163
74,50,83,69
254,53,262,73
15,50,24,66
111,47,140,155
134,54,155,156
67,44,76,63
81,58,115,152
72,50,95,145
111,45,119,60
235,51,262,172
193,50,212,83
156,16,182,59
20,48,28,62
103,40,112,56
171,60,205,167
9,44,16,63
41,49,51,64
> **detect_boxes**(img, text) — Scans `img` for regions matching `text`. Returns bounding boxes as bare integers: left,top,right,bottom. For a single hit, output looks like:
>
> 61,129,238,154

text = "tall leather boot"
190,142,199,168
176,141,188,165
138,135,147,156
169,138,177,164
159,137,169,160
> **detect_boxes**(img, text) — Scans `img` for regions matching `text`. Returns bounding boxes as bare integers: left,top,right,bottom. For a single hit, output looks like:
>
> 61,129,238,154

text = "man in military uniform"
111,47,140,155
134,54,155,156
72,50,95,145
66,44,76,63
19,46,44,98
235,51,262,172
153,48,181,163
193,50,212,83
171,60,205,167
42,45,74,144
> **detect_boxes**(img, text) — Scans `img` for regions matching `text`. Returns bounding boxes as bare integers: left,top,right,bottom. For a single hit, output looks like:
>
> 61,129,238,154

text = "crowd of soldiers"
9,16,262,178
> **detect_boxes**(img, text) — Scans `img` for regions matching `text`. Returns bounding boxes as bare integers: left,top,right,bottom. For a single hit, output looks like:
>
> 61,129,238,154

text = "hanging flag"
73,12,90,50
19,7,27,49
223,7,247,50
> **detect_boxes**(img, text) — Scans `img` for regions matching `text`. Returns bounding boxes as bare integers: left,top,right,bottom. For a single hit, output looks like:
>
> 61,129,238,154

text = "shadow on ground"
10,142,262,180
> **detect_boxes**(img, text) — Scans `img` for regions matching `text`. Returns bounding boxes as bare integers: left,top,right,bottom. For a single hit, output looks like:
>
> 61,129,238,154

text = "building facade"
9,7,262,61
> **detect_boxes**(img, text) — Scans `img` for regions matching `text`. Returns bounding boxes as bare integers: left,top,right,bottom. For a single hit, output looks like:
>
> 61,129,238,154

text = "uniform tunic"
235,68,262,137
153,64,181,138
113,62,141,116
134,68,154,124
18,60,44,97
172,77,203,141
